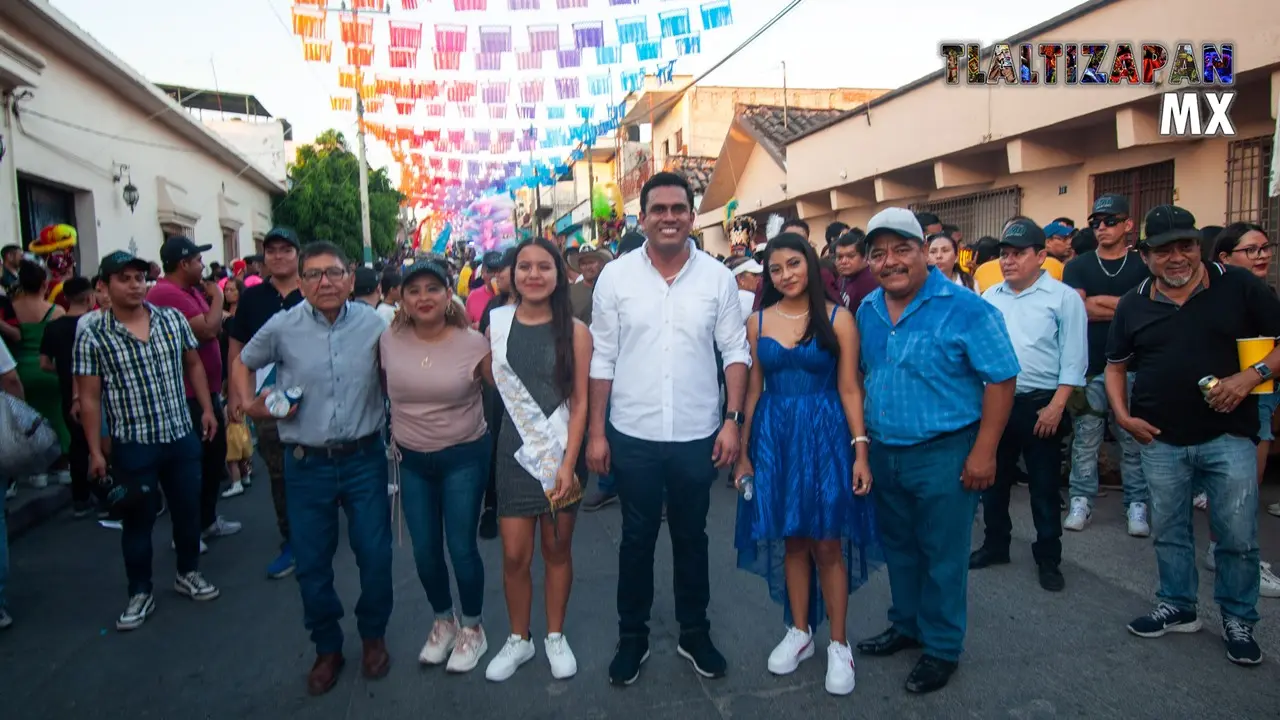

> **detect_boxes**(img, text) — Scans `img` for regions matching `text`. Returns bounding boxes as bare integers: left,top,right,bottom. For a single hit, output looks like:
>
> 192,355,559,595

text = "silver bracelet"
851,436,870,446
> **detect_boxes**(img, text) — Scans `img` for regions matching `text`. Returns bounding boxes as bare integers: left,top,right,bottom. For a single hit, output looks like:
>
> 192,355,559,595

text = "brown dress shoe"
308,653,345,696
362,638,390,679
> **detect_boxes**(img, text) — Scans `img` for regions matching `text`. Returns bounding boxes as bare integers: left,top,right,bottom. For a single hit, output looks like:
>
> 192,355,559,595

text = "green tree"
273,129,404,263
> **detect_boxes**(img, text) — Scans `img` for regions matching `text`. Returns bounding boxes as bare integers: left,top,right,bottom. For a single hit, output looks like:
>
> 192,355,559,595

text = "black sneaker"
1223,618,1263,666
1037,563,1065,592
677,632,727,678
478,507,498,540
608,637,650,686
1127,602,1201,638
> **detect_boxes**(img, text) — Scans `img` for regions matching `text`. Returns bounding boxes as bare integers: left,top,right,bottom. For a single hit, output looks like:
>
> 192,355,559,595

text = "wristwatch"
1253,362,1274,381
725,411,745,426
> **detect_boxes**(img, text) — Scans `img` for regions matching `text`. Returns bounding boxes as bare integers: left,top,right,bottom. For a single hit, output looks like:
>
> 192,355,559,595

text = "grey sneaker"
202,516,242,538
174,571,220,601
116,593,155,631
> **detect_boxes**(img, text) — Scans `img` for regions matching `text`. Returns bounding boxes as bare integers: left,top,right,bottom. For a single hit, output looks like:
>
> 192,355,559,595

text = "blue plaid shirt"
857,267,1020,447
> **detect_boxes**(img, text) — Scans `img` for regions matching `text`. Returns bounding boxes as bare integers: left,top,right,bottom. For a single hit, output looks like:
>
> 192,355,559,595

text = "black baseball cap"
617,231,646,256
402,259,451,287
263,227,301,249
1089,194,1130,220
353,267,380,296
999,219,1047,249
160,235,213,266
99,250,151,278
483,250,513,270
1141,205,1201,248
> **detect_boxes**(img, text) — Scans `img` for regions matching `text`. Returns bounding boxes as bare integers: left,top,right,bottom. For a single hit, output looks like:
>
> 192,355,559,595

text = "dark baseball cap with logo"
99,250,151,278
159,235,213,266
1089,194,1130,220
353,267,380,296
999,218,1047,249
263,227,301,249
1141,205,1201,248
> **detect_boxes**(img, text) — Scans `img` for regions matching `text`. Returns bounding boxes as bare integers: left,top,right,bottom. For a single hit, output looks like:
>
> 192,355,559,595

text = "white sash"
489,306,570,493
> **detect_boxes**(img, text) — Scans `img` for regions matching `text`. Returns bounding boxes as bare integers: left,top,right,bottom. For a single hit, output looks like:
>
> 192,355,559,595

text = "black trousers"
187,396,227,530
61,408,93,505
609,425,716,639
482,385,503,513
982,390,1067,566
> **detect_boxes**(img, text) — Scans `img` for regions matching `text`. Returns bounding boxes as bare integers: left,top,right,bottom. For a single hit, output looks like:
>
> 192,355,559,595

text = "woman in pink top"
380,259,493,675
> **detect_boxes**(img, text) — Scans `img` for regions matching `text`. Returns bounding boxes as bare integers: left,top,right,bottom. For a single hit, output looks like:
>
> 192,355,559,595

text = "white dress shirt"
590,240,751,442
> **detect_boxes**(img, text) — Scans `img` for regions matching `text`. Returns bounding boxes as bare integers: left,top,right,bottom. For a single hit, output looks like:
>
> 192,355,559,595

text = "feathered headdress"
765,213,786,242
726,216,757,251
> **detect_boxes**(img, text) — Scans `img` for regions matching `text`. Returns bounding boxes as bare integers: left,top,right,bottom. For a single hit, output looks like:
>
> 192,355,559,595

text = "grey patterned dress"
495,317,577,517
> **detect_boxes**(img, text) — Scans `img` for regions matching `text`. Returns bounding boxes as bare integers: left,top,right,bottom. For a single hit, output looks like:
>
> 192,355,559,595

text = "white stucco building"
0,0,285,274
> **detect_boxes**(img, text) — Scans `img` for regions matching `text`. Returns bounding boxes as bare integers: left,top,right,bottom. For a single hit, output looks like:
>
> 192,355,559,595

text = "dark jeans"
62,409,92,505
283,439,394,654
482,386,502,513
870,426,979,663
609,425,716,639
187,397,227,530
982,390,1067,566
113,432,203,597
399,435,490,625
257,419,289,543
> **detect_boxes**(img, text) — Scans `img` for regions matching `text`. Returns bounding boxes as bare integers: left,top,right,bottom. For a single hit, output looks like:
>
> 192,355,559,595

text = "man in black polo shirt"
228,227,304,580
1107,205,1280,667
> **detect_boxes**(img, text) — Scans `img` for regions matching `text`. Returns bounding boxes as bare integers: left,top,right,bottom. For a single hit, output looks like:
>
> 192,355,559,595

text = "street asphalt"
4,458,1280,720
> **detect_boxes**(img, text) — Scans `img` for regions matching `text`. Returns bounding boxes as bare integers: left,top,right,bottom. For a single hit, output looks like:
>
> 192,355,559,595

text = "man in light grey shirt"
230,242,392,697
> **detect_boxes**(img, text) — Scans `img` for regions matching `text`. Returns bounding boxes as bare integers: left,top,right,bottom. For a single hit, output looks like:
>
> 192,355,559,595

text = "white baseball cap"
866,207,925,243
731,258,764,276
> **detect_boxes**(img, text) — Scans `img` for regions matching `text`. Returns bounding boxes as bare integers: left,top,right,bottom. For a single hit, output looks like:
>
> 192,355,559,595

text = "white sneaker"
172,538,209,554
203,516,242,538
544,633,578,679
1268,501,1280,518
220,481,245,499
825,641,856,696
116,593,155,631
767,626,814,675
419,616,459,665
54,470,72,486
485,634,536,682
174,571,220,601
27,474,48,489
4,483,16,499
1193,493,1208,511
446,625,488,673
1127,502,1151,538
1063,497,1091,531
1260,561,1280,599
1205,541,1218,572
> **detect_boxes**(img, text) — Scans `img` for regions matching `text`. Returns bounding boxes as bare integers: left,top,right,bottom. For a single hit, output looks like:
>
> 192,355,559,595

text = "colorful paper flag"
701,1,734,30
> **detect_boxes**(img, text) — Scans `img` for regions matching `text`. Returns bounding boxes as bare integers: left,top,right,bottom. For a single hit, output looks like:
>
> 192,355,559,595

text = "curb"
5,485,72,540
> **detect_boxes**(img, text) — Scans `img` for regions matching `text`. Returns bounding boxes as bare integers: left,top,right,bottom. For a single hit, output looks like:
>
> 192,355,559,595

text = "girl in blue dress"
733,232,882,696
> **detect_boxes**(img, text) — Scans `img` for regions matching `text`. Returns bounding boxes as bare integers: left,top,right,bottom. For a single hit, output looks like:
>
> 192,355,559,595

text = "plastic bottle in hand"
738,474,755,502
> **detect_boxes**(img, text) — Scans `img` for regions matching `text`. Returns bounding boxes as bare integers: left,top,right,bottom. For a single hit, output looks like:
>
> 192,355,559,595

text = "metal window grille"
909,186,1021,243
1225,134,1280,288
1092,160,1175,247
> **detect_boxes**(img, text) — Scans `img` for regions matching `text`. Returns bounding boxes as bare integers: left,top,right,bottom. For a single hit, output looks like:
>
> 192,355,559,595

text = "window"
674,128,684,155
221,227,238,266
1092,160,1175,247
910,186,1021,244
160,222,189,241
1225,135,1279,287
253,236,265,256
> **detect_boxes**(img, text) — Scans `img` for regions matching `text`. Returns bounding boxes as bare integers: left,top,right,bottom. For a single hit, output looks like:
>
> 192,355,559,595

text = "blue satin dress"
734,309,884,628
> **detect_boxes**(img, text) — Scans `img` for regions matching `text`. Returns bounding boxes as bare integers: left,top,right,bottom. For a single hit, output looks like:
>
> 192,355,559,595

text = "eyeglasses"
1089,215,1128,229
1230,243,1276,260
300,268,347,283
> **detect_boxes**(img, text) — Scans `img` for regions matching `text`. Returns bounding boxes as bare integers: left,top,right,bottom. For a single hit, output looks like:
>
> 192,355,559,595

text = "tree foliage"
273,129,404,262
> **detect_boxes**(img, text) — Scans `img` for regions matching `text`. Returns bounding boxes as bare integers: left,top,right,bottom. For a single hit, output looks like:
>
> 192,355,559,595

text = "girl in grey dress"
483,237,593,683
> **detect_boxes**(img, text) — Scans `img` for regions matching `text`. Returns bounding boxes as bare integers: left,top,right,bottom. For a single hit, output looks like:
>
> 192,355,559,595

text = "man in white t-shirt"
375,271,400,325
726,257,763,323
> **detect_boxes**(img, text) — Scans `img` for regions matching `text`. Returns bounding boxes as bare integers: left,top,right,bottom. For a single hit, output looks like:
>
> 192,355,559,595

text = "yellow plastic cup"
1237,337,1276,394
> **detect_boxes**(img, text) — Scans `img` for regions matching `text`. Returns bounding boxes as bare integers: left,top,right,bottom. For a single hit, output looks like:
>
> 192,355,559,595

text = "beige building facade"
698,0,1280,263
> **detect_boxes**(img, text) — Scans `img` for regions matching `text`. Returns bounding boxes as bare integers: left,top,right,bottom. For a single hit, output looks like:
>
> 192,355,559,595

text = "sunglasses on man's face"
1089,215,1128,229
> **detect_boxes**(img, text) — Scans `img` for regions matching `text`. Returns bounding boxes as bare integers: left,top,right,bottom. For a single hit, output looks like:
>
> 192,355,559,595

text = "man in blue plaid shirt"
853,208,1020,695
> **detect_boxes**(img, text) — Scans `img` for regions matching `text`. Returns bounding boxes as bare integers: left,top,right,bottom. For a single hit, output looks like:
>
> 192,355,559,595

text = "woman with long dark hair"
733,232,882,696
926,233,976,291
483,237,592,682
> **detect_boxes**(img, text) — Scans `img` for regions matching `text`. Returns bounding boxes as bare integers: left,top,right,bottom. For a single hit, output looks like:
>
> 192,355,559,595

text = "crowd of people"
0,170,1277,699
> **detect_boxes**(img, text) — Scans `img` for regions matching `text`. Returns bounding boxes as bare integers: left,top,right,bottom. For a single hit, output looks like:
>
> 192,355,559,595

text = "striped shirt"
857,267,1021,447
72,303,199,444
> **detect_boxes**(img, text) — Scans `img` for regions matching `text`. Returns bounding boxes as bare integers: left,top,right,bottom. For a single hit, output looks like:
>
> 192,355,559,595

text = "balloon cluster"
460,193,517,253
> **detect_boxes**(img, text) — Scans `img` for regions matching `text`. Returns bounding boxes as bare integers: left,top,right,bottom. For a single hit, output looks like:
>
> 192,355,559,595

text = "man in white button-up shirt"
587,172,751,686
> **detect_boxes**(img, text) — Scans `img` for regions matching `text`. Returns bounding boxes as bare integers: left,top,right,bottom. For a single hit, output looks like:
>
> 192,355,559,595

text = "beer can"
1198,375,1220,397
266,386,303,419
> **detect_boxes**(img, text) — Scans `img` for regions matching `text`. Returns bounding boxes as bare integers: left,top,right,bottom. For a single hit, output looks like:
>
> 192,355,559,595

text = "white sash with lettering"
489,306,569,494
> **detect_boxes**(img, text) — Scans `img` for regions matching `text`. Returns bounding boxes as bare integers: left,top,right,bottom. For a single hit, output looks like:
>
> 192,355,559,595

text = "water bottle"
738,474,755,502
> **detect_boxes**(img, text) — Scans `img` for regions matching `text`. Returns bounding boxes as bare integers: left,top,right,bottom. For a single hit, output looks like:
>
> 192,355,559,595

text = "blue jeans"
398,436,490,627
1069,373,1148,507
869,426,979,662
284,439,394,654
1141,435,1260,624
1258,392,1279,442
0,500,8,610
113,432,203,597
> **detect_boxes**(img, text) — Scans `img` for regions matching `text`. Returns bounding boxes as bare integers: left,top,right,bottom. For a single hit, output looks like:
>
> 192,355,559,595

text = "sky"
50,0,1085,173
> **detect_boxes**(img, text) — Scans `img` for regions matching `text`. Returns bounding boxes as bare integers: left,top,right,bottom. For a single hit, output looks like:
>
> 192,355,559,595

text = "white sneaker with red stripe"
767,626,814,675
825,641,856,695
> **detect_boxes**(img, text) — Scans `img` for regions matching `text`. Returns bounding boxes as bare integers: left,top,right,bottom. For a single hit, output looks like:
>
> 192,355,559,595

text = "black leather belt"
290,433,381,460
